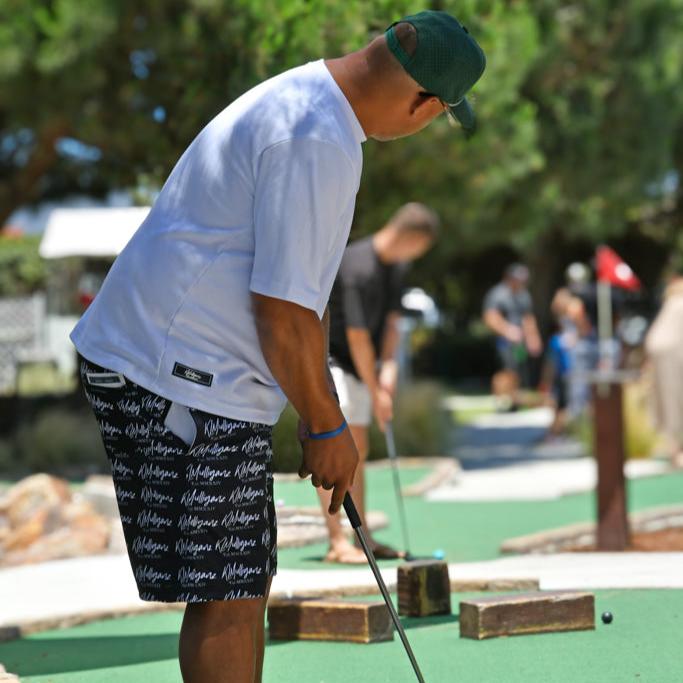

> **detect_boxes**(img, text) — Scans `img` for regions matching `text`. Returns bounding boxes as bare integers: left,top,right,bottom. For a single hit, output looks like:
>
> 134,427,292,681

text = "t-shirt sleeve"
341,282,367,329
483,285,505,315
519,290,533,316
250,137,357,313
388,265,406,313
336,256,367,329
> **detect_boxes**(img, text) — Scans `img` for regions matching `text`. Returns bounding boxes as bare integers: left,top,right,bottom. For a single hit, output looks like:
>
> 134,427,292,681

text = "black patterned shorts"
79,355,277,603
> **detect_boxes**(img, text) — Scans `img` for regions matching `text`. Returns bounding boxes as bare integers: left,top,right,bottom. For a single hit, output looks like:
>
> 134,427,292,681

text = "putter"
384,420,412,557
385,421,445,563
343,492,426,683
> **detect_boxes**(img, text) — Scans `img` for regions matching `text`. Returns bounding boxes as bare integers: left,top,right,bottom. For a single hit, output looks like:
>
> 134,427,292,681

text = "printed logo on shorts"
176,538,213,559
132,535,169,558
179,513,219,534
135,564,172,586
221,509,260,530
216,534,257,556
224,589,259,600
141,486,173,508
137,509,173,532
221,562,262,583
172,362,213,387
178,565,217,587
180,488,227,511
228,484,264,507
235,460,267,482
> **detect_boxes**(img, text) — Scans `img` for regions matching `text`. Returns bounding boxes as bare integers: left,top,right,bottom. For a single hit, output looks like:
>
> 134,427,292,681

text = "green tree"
0,0,411,224
0,234,47,295
2,0,683,322
356,0,683,320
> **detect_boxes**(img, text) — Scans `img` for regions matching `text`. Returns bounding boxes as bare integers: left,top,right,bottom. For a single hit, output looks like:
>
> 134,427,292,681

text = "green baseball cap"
385,10,486,133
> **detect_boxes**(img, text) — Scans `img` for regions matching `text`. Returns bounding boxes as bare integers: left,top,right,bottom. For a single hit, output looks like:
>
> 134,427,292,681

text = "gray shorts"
331,365,372,427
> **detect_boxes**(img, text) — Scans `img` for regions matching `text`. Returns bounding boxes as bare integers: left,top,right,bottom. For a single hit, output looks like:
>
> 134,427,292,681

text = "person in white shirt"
72,10,485,683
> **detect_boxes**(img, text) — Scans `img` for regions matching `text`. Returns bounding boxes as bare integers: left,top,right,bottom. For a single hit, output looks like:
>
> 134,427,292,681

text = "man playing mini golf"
71,11,485,683
319,203,439,563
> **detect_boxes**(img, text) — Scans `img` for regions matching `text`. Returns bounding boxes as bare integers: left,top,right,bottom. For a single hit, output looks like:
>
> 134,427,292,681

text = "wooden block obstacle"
459,591,595,640
398,560,451,617
267,599,394,643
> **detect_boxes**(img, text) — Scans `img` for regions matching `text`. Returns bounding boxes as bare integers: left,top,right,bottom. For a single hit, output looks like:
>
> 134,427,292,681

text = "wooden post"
397,560,451,617
592,381,630,550
459,591,595,640
267,599,394,643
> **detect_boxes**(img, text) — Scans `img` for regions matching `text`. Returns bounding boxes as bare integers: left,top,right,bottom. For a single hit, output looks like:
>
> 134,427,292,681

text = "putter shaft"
344,493,426,683
385,421,411,554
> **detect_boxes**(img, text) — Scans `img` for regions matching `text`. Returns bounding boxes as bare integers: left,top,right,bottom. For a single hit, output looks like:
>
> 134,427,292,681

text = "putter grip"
343,492,362,529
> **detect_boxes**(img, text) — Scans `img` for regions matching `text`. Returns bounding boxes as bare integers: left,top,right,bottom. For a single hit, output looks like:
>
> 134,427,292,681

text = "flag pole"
596,275,613,398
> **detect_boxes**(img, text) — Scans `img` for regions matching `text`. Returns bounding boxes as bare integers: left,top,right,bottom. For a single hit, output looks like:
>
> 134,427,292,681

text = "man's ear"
409,92,440,116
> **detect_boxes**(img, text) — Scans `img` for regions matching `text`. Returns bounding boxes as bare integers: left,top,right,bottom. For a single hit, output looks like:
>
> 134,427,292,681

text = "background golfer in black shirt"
320,203,439,563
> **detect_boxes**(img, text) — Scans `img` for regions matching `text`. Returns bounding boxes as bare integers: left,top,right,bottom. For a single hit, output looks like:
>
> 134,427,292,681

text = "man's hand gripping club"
252,294,358,514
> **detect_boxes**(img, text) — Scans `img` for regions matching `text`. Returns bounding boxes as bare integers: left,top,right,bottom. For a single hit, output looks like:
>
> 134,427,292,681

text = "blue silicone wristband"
307,419,347,441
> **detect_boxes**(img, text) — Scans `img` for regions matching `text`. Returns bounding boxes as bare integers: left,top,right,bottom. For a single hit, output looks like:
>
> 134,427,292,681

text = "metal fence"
0,293,50,393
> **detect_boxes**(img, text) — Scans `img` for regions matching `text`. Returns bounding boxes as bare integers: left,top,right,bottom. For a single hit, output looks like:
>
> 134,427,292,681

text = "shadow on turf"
1,613,462,676
402,613,459,631
0,633,178,676
264,612,460,646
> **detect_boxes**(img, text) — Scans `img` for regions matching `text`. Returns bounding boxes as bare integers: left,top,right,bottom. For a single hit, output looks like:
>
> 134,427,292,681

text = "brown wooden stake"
459,591,595,640
267,599,394,644
592,381,630,550
398,560,451,617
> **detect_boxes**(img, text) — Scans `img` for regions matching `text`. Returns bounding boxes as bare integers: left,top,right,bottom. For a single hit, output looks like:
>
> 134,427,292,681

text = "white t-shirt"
71,60,366,425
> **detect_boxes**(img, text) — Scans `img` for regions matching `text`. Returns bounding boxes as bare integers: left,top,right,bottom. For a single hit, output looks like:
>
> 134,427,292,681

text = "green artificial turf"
2,590,681,682
2,465,682,681
276,466,683,569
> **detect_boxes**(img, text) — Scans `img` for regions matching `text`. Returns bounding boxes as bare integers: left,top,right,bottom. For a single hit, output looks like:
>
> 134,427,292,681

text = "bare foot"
324,543,368,564
355,539,405,559
671,451,683,469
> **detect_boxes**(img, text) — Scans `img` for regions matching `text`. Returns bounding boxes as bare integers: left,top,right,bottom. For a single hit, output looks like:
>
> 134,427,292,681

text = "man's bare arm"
522,313,542,356
346,326,392,430
378,312,400,395
483,309,522,342
346,327,379,395
321,307,338,397
252,293,358,513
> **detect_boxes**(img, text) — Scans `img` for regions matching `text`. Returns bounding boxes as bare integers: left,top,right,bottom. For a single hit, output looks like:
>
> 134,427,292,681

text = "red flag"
596,246,641,291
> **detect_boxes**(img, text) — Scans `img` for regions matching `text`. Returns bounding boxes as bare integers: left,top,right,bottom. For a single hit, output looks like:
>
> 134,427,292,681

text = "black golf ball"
601,611,613,624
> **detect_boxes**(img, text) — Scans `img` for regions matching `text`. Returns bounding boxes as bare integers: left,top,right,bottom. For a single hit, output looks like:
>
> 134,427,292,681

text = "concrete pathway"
454,407,587,469
432,403,670,500
0,555,388,633
2,550,683,635
427,457,669,501
449,552,683,590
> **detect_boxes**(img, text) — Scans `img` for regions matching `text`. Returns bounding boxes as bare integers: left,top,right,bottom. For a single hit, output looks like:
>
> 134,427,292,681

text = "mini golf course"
2,465,683,681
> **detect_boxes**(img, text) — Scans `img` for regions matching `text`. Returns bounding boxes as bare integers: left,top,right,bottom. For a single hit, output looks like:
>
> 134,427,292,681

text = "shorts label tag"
86,372,126,388
172,362,213,387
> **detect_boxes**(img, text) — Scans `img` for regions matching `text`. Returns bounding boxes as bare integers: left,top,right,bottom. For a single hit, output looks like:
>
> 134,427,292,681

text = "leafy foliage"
0,234,47,295
1,0,683,315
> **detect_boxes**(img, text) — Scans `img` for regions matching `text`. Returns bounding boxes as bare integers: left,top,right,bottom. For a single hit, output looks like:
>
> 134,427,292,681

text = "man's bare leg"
179,586,270,683
254,578,273,683
347,425,402,556
317,424,369,563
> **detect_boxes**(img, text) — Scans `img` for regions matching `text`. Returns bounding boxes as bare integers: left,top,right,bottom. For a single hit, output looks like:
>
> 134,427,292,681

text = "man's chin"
370,132,405,142
370,133,397,142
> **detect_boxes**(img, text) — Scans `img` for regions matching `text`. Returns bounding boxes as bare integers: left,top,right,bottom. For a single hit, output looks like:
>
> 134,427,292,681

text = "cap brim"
449,98,476,135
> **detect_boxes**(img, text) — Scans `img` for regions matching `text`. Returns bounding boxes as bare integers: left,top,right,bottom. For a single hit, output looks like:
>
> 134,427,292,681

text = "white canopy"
39,206,150,259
